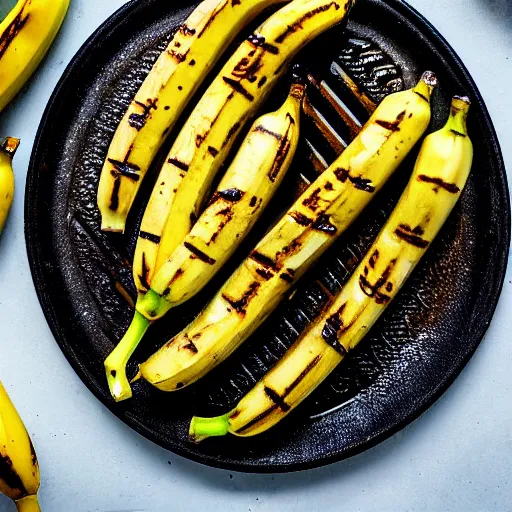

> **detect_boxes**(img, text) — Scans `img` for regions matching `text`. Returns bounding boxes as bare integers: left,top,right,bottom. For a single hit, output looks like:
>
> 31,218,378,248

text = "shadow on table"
477,0,512,30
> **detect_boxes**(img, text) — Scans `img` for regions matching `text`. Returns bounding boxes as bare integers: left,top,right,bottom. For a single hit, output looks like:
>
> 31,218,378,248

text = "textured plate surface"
25,0,509,472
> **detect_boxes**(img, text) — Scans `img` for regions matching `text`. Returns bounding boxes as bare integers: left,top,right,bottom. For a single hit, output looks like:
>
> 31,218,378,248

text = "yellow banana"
97,0,290,233
0,0,70,113
0,381,40,511
105,82,305,401
139,72,436,392
0,138,17,233
132,0,355,294
189,96,474,440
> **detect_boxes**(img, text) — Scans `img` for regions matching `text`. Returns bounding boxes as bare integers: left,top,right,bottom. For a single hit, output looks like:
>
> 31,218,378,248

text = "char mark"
359,259,396,304
268,120,293,182
451,129,466,137
395,225,429,248
249,196,258,207
168,158,190,172
222,76,255,101
222,121,242,149
129,99,158,130
312,214,337,235
264,386,290,411
279,272,294,283
289,210,313,226
369,249,379,269
256,267,274,280
179,24,196,36
222,282,260,314
275,2,340,43
321,304,348,356
417,174,460,194
254,125,282,140
208,146,219,157
235,404,279,434
139,231,161,244
108,158,141,181
138,252,150,290
169,50,187,62
213,188,244,202
414,91,429,102
375,110,406,132
302,187,322,211
182,339,199,353
247,33,280,54
333,168,375,192
109,176,121,211
250,251,278,271
183,242,216,264
258,76,267,88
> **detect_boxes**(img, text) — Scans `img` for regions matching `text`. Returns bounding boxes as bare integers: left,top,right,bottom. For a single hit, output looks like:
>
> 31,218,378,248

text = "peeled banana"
132,0,355,295
0,381,40,511
0,138,17,233
189,96,473,439
97,0,289,233
0,0,70,113
105,82,305,401
139,72,436,392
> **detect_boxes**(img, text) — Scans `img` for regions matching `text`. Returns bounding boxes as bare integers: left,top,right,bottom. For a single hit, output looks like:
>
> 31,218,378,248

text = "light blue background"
0,1,511,511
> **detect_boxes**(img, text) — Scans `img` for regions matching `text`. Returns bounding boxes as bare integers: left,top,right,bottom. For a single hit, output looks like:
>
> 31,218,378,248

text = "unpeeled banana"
0,0,70,113
97,0,290,233
105,82,305,401
0,138,17,233
189,96,473,439
132,0,355,296
139,72,436,392
0,381,40,511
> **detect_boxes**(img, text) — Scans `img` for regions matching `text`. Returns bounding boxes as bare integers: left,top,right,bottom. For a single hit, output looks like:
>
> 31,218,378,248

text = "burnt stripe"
235,404,279,434
182,340,198,353
289,211,313,226
279,273,294,283
208,146,219,157
275,3,340,43
222,76,255,101
109,176,121,211
395,228,429,248
255,268,273,280
417,174,460,194
451,129,466,137
138,252,150,290
168,158,189,172
264,386,291,412
283,354,323,396
268,120,293,182
139,231,161,244
414,91,429,102
108,158,141,181
183,242,216,264
0,454,26,499
0,7,30,60
250,251,278,271
216,188,244,202
254,125,282,140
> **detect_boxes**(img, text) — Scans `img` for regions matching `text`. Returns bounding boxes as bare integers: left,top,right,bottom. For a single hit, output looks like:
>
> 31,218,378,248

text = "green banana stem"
446,95,470,134
136,288,170,320
15,495,41,512
189,414,230,443
104,311,150,401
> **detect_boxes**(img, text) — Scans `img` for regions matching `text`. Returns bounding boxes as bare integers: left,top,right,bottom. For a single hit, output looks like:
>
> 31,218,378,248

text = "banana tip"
420,70,438,88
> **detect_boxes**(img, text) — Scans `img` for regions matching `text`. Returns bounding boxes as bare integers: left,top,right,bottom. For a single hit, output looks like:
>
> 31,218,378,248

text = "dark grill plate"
25,0,510,472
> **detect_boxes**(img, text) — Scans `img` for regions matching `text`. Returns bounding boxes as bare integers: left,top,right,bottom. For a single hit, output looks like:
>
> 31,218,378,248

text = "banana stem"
446,96,470,135
15,495,41,512
413,70,437,100
0,137,20,158
136,289,169,320
104,311,150,401
189,414,230,443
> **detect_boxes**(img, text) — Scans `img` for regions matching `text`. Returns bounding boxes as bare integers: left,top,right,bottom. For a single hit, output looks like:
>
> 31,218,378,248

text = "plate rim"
24,0,511,473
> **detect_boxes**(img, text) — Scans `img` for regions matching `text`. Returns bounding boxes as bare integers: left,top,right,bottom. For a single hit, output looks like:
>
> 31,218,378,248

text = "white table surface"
0,1,511,511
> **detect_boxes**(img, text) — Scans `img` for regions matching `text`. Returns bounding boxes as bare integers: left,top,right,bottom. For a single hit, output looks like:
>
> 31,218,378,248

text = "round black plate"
25,0,509,472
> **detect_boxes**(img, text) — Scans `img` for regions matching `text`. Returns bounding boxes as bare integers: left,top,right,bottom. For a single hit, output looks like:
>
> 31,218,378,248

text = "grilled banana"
97,0,289,233
132,0,355,294
0,138,18,233
105,82,305,401
0,0,70,113
139,72,436,392
189,96,473,439
0,381,40,511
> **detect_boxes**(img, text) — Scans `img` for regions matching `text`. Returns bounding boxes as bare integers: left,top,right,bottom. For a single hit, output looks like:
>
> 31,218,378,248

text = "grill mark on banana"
139,231,161,244
222,282,261,315
211,188,245,203
275,2,341,43
109,177,121,211
394,224,429,248
0,2,30,59
128,98,158,130
417,174,460,194
108,158,141,181
183,242,217,264
269,118,294,182
234,354,322,433
167,158,189,172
